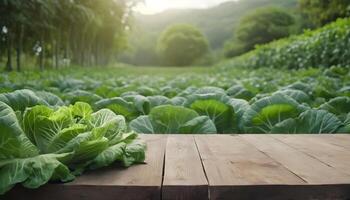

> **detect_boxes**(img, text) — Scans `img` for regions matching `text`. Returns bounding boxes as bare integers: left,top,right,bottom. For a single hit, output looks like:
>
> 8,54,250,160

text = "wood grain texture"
305,134,350,150
272,134,350,176
194,135,305,200
4,135,167,200
210,184,350,200
241,135,350,184
195,135,304,185
162,135,208,200
3,134,350,200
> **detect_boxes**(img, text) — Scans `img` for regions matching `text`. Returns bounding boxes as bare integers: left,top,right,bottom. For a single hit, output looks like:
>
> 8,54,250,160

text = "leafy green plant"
0,101,146,195
242,94,306,133
185,93,236,133
271,109,342,133
0,89,64,112
130,105,216,134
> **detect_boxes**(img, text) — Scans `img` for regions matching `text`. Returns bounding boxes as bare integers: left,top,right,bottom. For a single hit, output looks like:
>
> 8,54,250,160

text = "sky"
134,0,236,15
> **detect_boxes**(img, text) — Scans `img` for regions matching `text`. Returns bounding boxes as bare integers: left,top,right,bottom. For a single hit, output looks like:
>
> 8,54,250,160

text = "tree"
225,7,295,58
157,24,209,66
299,0,350,27
0,0,23,71
0,0,139,71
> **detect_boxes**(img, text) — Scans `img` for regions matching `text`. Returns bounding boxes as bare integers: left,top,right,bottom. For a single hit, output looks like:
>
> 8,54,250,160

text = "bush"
157,24,209,66
299,0,350,27
227,18,350,69
224,40,249,58
224,7,296,58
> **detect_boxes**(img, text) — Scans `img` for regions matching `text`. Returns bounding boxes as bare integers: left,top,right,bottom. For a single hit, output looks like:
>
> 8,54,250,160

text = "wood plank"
3,134,350,200
272,134,350,176
4,134,167,200
305,134,350,150
195,135,306,200
162,135,208,200
210,185,350,200
241,135,350,184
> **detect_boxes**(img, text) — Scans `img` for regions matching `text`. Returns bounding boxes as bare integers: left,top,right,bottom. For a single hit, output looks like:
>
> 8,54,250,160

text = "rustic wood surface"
271,135,350,177
162,135,208,200
4,134,350,200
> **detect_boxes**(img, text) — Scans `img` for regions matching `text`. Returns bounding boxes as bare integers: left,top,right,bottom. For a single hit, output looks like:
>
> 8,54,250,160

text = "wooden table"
4,134,350,200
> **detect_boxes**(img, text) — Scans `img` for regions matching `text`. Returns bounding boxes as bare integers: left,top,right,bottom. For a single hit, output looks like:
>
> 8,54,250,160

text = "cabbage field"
1,65,349,137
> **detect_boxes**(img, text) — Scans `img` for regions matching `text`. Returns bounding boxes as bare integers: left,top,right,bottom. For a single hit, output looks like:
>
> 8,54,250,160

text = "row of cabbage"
1,66,349,134
1,88,348,135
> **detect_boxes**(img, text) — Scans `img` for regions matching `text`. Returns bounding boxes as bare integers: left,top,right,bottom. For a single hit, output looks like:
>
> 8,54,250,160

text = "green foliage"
1,64,349,135
0,0,138,71
0,101,145,195
130,105,216,134
0,89,64,112
185,94,237,133
299,0,350,27
156,0,298,49
319,97,350,121
228,18,350,69
157,24,209,66
224,41,250,58
271,109,343,134
242,94,306,133
122,0,298,66
118,31,160,66
225,6,296,57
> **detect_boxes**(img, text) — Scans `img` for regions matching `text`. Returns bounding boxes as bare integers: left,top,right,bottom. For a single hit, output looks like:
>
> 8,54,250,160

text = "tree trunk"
39,39,44,71
16,25,24,72
6,35,13,72
64,38,69,67
95,44,99,66
55,39,59,69
16,46,20,72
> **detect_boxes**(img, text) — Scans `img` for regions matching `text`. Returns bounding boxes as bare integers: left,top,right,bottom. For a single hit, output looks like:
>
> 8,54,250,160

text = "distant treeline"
1,0,349,70
120,0,298,66
224,0,350,58
0,0,138,71
120,0,350,66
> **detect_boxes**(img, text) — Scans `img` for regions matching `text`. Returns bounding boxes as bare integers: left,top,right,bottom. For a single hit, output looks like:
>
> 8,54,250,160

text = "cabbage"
0,101,145,195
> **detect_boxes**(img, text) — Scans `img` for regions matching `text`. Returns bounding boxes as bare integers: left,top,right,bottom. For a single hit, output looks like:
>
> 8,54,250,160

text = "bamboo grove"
0,0,139,71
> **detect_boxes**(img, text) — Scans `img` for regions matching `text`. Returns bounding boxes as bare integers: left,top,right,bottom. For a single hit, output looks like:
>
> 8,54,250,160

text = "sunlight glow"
134,0,236,15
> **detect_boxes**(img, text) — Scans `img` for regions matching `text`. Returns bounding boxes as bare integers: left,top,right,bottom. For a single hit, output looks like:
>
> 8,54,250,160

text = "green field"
2,64,349,135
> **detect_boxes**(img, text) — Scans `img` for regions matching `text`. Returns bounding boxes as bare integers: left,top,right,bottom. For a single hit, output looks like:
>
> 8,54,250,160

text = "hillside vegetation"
226,18,350,69
135,0,297,49
120,0,297,65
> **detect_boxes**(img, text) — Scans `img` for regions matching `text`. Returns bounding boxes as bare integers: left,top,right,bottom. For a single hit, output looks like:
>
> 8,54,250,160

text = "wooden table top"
4,134,350,200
